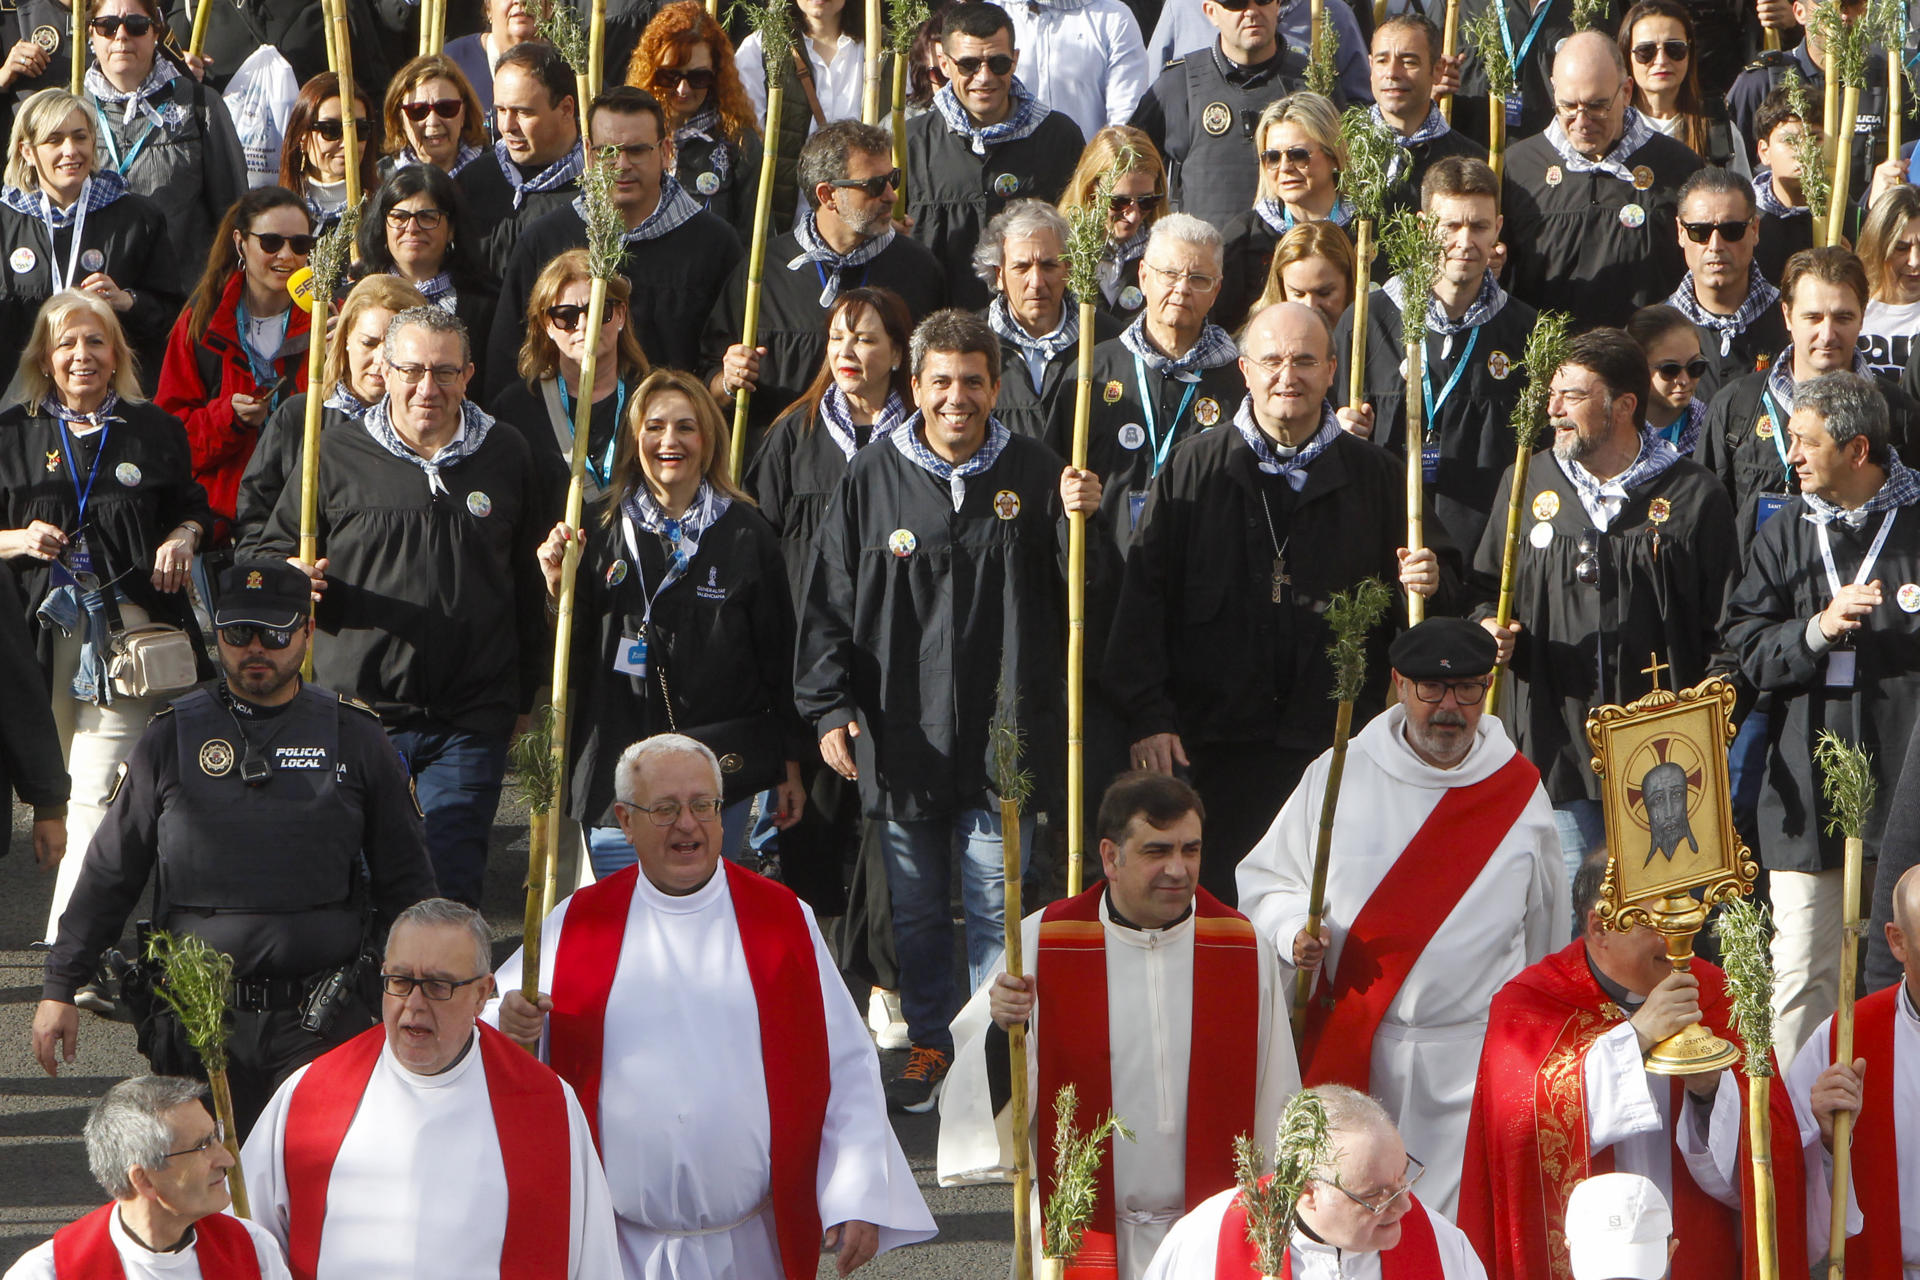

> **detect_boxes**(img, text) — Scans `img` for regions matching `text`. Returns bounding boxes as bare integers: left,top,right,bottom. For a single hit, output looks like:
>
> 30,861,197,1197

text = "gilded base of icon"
1645,1018,1741,1076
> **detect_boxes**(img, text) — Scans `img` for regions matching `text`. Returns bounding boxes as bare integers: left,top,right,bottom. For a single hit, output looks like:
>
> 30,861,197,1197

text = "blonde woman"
1857,186,1920,379
1218,92,1349,331
1249,220,1357,333
1058,125,1167,322
536,368,804,874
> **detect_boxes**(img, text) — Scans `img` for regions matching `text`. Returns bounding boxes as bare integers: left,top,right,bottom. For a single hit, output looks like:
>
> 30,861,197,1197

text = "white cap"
1564,1173,1672,1280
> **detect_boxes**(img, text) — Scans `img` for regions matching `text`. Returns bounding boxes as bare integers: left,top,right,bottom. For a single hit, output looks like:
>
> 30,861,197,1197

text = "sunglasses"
949,53,1014,77
89,14,157,36
1680,218,1752,243
653,66,716,91
1653,357,1711,380
386,206,446,231
219,623,296,650
1630,39,1690,63
311,118,373,143
1108,192,1164,214
245,230,317,255
1212,0,1280,9
545,301,623,330
1575,529,1601,586
1260,145,1317,168
827,168,902,198
400,97,463,121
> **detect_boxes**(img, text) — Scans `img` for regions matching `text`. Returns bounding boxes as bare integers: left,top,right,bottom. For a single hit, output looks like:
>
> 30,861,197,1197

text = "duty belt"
228,976,308,1011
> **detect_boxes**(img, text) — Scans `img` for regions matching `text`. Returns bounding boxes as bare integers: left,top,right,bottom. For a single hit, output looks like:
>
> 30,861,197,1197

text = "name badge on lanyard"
614,631,648,678
1499,0,1554,125
1817,510,1895,688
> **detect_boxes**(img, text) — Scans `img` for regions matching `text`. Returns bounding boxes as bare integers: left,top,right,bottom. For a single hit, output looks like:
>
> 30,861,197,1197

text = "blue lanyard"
557,378,628,488
1499,0,1556,77
92,101,160,177
1761,387,1792,477
812,260,869,294
58,419,111,527
1658,400,1696,449
1420,325,1482,427
1133,357,1199,479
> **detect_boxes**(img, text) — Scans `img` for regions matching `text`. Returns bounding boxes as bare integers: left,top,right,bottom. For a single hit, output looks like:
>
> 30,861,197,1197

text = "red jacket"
155,272,311,537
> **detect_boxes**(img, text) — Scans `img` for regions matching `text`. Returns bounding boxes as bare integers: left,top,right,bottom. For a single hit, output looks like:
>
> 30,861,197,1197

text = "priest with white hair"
1236,617,1567,1218
242,898,621,1279
492,732,936,1279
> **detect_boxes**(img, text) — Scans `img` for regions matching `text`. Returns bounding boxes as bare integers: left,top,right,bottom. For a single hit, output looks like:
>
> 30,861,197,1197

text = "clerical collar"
431,1029,478,1075
1902,981,1919,1027
1586,952,1644,1012
1101,885,1194,932
117,1206,193,1254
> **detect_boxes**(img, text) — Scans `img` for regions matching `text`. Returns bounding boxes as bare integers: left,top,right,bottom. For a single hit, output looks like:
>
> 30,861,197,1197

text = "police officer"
30,560,437,1137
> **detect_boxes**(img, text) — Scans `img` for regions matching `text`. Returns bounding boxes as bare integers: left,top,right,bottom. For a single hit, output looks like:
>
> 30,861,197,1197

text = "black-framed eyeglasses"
1554,96,1619,119
1680,218,1751,243
827,168,902,199
617,796,724,826
218,623,296,650
245,231,317,256
385,361,464,386
380,972,489,1001
1630,39,1690,63
1653,357,1710,380
400,97,463,121
311,118,372,143
1260,145,1317,168
386,206,446,231
1332,1155,1426,1216
89,14,157,36
1108,192,1164,214
1576,528,1601,586
1410,677,1489,706
949,53,1014,78
652,66,716,91
164,1119,227,1161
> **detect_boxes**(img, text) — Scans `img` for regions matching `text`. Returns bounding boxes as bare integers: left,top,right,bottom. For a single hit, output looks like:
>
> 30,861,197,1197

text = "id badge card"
64,532,93,578
1421,442,1441,484
1756,492,1790,529
1826,649,1857,688
1128,490,1149,533
614,632,648,679
1505,92,1524,126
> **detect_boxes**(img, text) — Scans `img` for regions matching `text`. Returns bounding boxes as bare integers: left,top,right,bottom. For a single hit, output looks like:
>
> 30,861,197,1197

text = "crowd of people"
5,0,1920,1275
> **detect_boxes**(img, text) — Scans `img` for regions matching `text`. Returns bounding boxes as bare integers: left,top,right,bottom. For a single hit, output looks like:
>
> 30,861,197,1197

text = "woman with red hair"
626,0,763,240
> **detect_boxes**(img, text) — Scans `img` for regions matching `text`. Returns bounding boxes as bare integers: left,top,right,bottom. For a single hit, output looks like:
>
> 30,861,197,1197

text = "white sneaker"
868,988,911,1050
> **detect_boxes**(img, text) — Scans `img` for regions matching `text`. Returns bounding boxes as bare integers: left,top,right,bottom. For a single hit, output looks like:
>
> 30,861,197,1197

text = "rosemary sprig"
1570,0,1608,31
1235,1090,1335,1273
1338,107,1400,221
1380,207,1442,311
887,0,929,56
1463,3,1514,103
1065,147,1133,303
1782,71,1831,228
523,0,589,74
1713,897,1777,1076
1305,11,1339,99
1506,309,1573,452
577,146,627,280
1325,578,1392,703
1813,0,1869,89
731,0,797,65
509,704,562,816
1044,1084,1135,1261
1815,729,1876,840
990,682,1033,810
308,208,358,309
146,931,237,1075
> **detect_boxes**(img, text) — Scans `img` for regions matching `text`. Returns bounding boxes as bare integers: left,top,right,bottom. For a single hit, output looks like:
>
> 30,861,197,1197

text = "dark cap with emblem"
1389,617,1497,680
213,560,311,629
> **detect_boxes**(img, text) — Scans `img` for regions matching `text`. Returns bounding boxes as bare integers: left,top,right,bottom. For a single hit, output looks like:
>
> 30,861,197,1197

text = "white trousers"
1769,865,1846,1074
43,605,158,945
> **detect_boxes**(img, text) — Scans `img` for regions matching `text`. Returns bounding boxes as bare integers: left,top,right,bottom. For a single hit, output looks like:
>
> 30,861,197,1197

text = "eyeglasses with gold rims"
384,362,464,387
1141,261,1219,292
618,797,725,826
1330,1155,1426,1216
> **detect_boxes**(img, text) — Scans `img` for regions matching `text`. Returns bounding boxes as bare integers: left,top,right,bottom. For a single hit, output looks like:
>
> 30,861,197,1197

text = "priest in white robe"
1785,863,1920,1275
243,899,621,1280
1235,617,1566,1219
1141,1085,1486,1280
492,733,936,1280
938,772,1300,1280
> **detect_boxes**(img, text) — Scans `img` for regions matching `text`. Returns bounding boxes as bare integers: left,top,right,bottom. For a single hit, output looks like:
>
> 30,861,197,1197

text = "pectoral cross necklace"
1260,491,1290,603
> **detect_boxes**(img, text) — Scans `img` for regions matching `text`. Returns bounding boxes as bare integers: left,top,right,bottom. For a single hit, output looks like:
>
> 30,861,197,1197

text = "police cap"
1388,617,1497,680
214,560,311,628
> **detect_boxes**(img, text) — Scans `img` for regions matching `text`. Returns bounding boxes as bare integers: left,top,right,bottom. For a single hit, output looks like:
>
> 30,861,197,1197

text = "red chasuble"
51,1204,261,1279
281,1022,571,1280
546,860,832,1280
1035,884,1262,1278
1299,752,1540,1090
1457,941,1805,1280
1830,984,1904,1275
1214,1190,1441,1278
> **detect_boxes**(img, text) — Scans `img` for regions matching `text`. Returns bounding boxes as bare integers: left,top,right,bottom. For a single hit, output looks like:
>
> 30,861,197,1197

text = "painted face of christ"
1641,761,1698,865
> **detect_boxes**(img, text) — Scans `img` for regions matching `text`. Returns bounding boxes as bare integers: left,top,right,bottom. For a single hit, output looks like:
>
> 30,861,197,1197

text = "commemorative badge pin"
115,462,140,487
1530,520,1554,548
199,739,234,777
1545,165,1563,186
1532,490,1560,520
993,173,1022,197
994,490,1021,520
1194,397,1220,427
1755,416,1775,440
9,246,35,274
1487,350,1512,380
30,24,59,52
80,248,104,273
1632,165,1654,190
1201,102,1233,136
696,171,721,195
466,491,492,517
1648,497,1671,524
607,558,628,587
1117,423,1146,450
1900,583,1920,613
1118,285,1145,311
1619,203,1647,229
1103,379,1123,404
44,449,60,473
889,528,917,557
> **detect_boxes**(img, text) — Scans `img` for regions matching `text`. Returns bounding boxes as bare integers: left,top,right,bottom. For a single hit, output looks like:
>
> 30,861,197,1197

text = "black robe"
1499,130,1703,328
1216,210,1280,335
745,402,868,607
700,230,948,444
233,393,358,546
1691,303,1790,404
1724,492,1920,878
1333,285,1540,557
455,151,582,278
991,306,1124,444
1468,450,1738,803
793,431,1070,820
483,202,744,398
905,109,1084,311
485,374,639,512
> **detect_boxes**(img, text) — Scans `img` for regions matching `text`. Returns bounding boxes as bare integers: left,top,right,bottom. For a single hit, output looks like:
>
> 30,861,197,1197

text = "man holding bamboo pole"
1106,300,1447,905
939,771,1299,1280
1366,16,1485,222
455,41,584,273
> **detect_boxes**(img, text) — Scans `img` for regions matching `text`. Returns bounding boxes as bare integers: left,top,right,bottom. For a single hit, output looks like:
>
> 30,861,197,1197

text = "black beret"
1388,617,1497,680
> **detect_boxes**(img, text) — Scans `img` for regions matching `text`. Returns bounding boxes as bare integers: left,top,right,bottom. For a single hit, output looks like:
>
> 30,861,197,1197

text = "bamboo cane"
329,0,361,211
417,0,432,56
892,69,908,217
1309,0,1324,80
1765,28,1781,51
1824,41,1841,177
1829,83,1859,246
1001,795,1034,1280
70,0,82,93
1827,827,1866,1277
1439,0,1460,123
1065,298,1095,897
1749,1075,1779,1280
588,0,606,99
1373,0,1387,31
323,0,339,70
189,0,215,58
729,77,784,480
1889,50,1903,187
862,0,883,122
208,1070,249,1217
1484,436,1528,716
297,297,327,682
1404,336,1426,626
520,808,550,1002
1291,695,1354,1039
1347,220,1372,408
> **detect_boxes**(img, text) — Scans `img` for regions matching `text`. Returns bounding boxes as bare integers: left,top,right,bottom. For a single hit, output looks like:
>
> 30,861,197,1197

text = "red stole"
1831,984,1904,1275
282,1022,571,1280
1300,751,1540,1090
51,1204,261,1279
1035,885,1261,1276
547,861,831,1280
1214,1192,1440,1278
1456,941,1806,1280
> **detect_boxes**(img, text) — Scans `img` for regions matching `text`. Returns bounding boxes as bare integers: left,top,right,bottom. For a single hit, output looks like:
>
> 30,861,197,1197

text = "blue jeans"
586,799,753,880
878,808,1034,1054
1729,708,1769,837
1553,797,1608,917
389,726,509,908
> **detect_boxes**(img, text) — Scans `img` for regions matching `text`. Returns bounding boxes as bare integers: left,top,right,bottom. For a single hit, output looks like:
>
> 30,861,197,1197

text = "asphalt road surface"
0,795,1013,1277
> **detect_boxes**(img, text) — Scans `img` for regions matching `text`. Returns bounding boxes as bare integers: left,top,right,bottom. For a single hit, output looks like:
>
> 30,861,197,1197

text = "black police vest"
156,684,362,914
1174,53,1305,235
